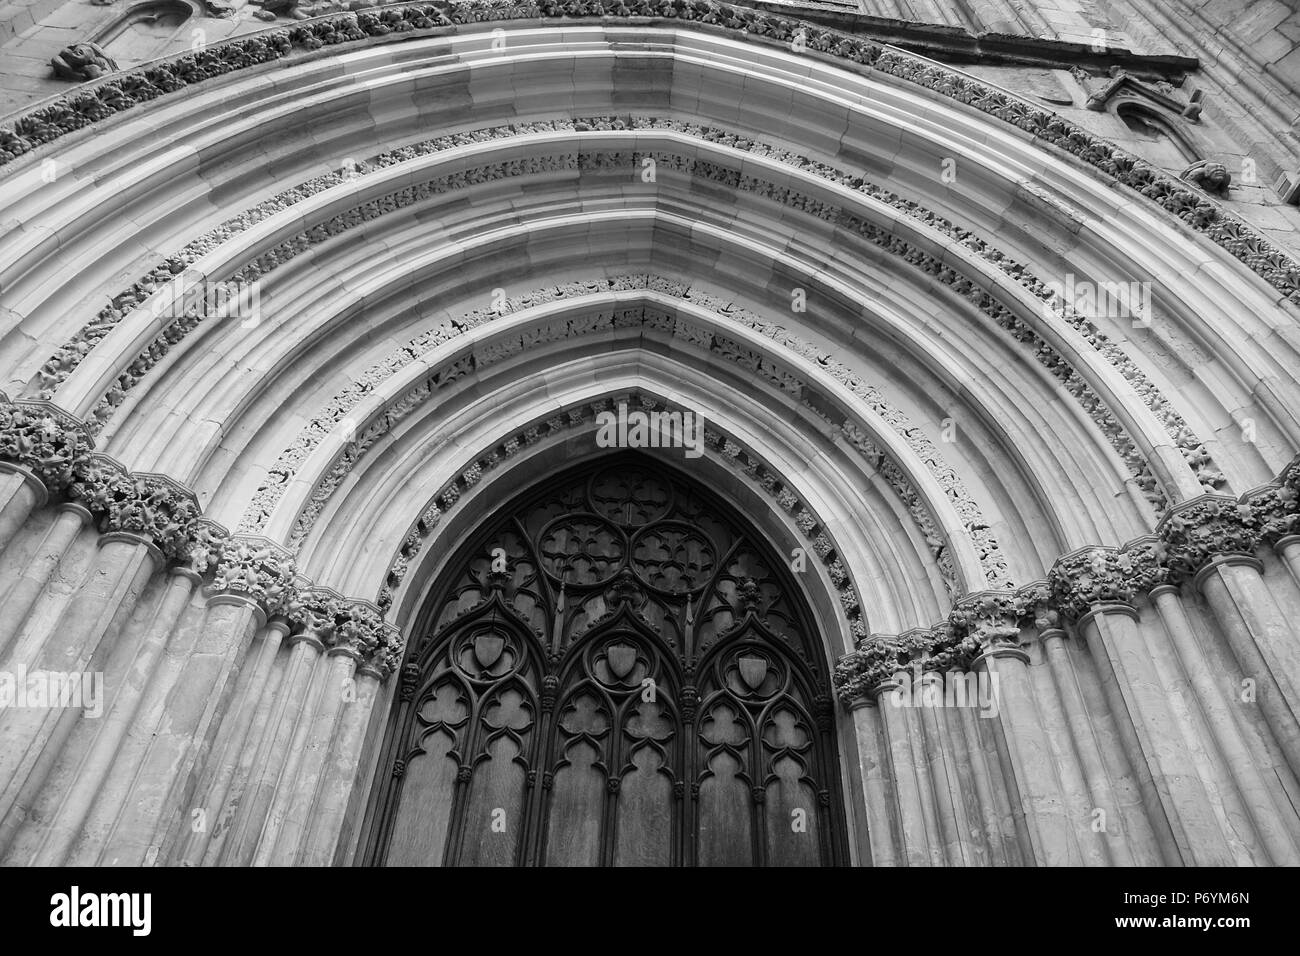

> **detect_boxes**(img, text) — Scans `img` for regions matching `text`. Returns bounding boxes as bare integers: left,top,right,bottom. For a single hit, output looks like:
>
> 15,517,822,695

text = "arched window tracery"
366,455,847,866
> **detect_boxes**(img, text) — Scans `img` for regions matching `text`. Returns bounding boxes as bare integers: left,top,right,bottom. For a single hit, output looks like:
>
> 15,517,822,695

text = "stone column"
0,462,45,554
1037,625,1139,866
254,595,392,866
958,592,1086,866
0,529,166,840
1075,600,1239,864
215,621,325,867
99,591,267,866
7,567,200,866
1149,583,1300,864
1275,535,1300,589
0,502,92,660
300,629,400,867
266,647,358,865
874,675,939,866
163,536,299,865
845,696,901,867
171,617,290,866
1162,495,1300,778
835,633,943,866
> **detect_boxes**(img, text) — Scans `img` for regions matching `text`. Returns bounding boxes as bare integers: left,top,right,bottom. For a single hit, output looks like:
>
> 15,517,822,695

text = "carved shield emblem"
738,655,768,691
473,633,505,670
607,642,637,680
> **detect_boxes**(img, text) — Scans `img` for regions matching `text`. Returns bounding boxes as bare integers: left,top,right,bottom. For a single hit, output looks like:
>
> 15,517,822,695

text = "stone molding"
0,396,396,676
65,454,201,562
243,285,994,591
0,1,1296,312
34,121,1218,511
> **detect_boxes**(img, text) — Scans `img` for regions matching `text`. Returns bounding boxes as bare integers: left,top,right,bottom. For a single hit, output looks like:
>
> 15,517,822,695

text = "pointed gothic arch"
1,3,1300,870
359,453,850,866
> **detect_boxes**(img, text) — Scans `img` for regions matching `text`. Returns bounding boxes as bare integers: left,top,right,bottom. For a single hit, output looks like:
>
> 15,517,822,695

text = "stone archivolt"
834,459,1300,704
239,275,1000,591
34,120,1217,509
1,0,1297,314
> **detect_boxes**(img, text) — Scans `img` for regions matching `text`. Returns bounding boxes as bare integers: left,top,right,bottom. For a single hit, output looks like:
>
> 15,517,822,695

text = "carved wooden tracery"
364,454,847,866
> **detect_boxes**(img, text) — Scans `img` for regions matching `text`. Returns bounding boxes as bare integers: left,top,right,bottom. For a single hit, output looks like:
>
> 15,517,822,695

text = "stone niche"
91,0,195,66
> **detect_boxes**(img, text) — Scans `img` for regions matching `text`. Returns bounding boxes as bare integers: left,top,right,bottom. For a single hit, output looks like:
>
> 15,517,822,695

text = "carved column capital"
364,624,405,681
832,623,978,703
292,588,401,679
209,533,299,617
1050,546,1130,619
833,633,909,703
68,455,201,562
1241,481,1300,548
1158,495,1261,584
1014,580,1059,632
949,589,1021,648
0,398,94,494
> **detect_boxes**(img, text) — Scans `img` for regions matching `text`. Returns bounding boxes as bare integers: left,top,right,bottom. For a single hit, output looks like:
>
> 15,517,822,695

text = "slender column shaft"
1076,603,1238,865
0,503,90,660
954,705,1014,865
171,618,289,866
252,639,331,866
974,646,1084,865
1151,585,1300,863
12,570,198,866
1039,628,1133,865
97,594,263,865
219,634,322,866
916,677,967,865
1275,537,1300,591
1196,556,1300,777
269,649,358,865
848,698,900,867
0,533,161,841
0,463,45,555
874,680,933,866
300,668,382,866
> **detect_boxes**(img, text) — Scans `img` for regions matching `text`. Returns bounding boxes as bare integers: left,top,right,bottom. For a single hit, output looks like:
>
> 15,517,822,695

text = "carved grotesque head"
50,42,118,82
1201,162,1230,190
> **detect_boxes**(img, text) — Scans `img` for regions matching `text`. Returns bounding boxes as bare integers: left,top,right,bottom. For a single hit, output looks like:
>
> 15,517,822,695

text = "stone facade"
1,0,1299,866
